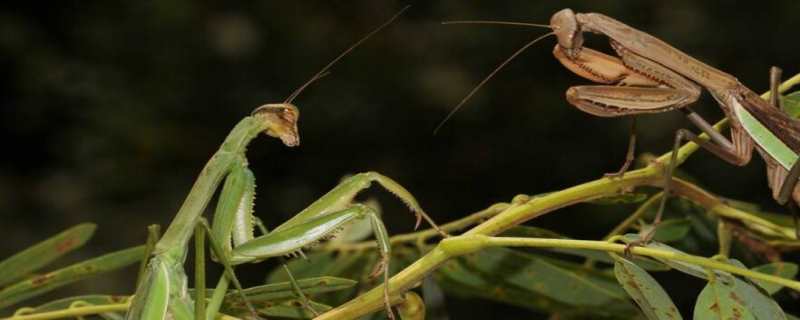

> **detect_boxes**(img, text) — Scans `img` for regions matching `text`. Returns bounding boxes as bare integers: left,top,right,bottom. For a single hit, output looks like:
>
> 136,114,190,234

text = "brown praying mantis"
440,9,800,243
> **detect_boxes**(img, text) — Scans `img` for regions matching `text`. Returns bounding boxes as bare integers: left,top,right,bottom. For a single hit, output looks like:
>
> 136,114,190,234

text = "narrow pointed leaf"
0,223,96,287
0,245,144,310
223,276,356,302
223,298,331,319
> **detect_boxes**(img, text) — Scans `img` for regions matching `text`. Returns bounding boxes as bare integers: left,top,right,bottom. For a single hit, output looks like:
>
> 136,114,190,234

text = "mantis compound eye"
551,8,583,58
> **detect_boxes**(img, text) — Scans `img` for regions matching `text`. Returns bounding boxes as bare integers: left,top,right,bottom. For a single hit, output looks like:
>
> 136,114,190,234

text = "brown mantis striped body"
443,9,800,240
548,9,800,238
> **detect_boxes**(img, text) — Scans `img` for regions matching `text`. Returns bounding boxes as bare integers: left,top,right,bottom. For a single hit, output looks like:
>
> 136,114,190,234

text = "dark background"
2,1,799,318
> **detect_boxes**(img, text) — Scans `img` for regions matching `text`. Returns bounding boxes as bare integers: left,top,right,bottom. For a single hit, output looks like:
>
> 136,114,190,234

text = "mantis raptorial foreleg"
215,171,445,319
127,7,444,320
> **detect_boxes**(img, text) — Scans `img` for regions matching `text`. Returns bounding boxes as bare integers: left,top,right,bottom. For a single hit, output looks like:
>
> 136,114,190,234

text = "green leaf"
223,276,356,302
613,257,682,320
503,226,668,271
694,273,754,320
0,223,96,287
0,245,144,310
652,219,692,243
695,259,787,320
436,247,637,318
751,262,798,295
266,250,379,306
223,298,332,319
781,91,800,119
732,276,786,320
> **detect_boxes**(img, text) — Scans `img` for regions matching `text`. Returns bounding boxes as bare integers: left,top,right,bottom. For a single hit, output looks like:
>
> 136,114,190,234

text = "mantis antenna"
283,5,411,104
434,20,555,134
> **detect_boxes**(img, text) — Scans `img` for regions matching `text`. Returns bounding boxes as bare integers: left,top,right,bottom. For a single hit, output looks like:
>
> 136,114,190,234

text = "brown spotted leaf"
694,273,754,320
0,223,96,287
0,245,143,310
614,256,682,320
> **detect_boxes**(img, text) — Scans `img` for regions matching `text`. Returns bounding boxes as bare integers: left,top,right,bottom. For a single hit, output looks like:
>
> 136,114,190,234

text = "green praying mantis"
126,7,445,320
440,8,800,244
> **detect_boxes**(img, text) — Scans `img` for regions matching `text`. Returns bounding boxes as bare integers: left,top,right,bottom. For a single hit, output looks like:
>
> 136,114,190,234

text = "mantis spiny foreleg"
223,172,445,320
127,6,423,319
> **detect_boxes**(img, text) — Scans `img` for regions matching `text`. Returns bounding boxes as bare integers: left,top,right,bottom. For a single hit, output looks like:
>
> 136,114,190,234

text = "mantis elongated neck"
153,116,268,262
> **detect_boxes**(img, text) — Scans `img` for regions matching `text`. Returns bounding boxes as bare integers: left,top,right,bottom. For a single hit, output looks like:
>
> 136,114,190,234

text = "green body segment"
275,173,376,232
734,94,799,170
128,114,418,319
136,259,171,320
232,205,369,263
153,116,269,260
128,115,270,320
232,168,257,247
211,162,253,255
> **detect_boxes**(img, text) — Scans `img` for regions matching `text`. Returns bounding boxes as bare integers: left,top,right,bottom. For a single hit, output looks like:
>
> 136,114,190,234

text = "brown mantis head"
551,8,583,59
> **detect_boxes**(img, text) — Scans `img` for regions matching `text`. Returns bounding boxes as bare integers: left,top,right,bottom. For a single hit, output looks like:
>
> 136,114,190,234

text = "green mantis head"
252,103,301,147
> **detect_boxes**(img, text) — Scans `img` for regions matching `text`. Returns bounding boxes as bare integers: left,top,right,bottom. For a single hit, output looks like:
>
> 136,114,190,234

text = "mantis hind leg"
626,126,753,254
768,66,800,236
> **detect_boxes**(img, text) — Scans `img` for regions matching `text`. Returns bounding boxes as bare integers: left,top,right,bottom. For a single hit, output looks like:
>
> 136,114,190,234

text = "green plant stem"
3,303,131,320
603,192,664,240
315,73,800,320
3,302,243,320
